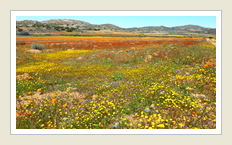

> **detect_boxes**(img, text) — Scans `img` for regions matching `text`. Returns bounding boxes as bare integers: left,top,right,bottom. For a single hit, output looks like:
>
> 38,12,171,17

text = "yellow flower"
167,74,172,77
192,127,200,129
157,124,165,128
179,123,185,127
36,89,41,92
52,93,57,97
176,75,181,79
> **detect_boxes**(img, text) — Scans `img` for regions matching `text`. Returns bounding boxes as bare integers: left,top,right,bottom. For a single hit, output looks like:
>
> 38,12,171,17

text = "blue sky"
16,16,216,28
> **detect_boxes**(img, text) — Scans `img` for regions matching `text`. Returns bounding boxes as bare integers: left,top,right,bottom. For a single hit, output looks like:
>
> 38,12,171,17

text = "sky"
16,16,216,28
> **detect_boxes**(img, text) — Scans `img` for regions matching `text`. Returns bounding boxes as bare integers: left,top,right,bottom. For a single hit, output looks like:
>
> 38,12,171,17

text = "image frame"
11,10,222,135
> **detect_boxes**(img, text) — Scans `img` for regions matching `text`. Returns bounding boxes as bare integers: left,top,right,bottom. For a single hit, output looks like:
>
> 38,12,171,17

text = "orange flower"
16,112,21,116
52,99,56,104
200,69,204,72
63,103,68,108
204,64,208,68
27,111,32,115
28,91,33,95
192,111,196,115
100,124,104,128
27,76,33,80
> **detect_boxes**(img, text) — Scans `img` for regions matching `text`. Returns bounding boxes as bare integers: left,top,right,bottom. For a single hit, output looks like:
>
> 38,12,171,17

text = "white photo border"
11,10,222,135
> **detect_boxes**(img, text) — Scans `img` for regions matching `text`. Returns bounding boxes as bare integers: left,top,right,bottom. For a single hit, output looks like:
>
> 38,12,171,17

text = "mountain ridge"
16,19,216,35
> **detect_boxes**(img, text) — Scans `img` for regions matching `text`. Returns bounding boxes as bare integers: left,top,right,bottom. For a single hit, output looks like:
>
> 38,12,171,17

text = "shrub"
16,41,25,45
32,43,44,50
20,31,29,36
112,73,124,81
18,28,23,32
67,28,75,32
66,29,72,32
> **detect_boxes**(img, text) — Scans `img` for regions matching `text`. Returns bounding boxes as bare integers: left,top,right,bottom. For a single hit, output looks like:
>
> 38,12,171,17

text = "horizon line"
16,19,216,29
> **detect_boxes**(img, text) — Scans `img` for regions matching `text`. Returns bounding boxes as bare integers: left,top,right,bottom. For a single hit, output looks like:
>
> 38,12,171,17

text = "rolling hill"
16,19,216,35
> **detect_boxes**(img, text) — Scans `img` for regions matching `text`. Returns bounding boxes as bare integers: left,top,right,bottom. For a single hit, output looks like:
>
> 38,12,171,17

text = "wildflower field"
16,36,216,129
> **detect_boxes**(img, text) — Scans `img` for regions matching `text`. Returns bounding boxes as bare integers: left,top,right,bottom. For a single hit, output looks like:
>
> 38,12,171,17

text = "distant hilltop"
16,19,216,35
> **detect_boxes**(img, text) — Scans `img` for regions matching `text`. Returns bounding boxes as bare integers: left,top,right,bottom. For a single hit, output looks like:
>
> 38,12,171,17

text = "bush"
112,73,124,81
67,28,76,32
20,31,29,35
32,43,44,50
18,28,23,32
16,41,25,45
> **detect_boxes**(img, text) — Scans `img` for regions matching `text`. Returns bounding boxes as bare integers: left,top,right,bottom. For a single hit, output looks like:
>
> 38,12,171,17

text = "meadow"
16,36,216,129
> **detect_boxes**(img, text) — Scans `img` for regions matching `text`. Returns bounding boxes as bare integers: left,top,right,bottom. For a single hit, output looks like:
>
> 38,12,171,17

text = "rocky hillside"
127,25,216,35
16,19,216,35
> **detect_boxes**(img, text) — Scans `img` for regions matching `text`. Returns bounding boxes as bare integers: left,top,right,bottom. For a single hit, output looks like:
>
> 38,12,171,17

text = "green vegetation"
20,31,29,36
32,43,44,50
